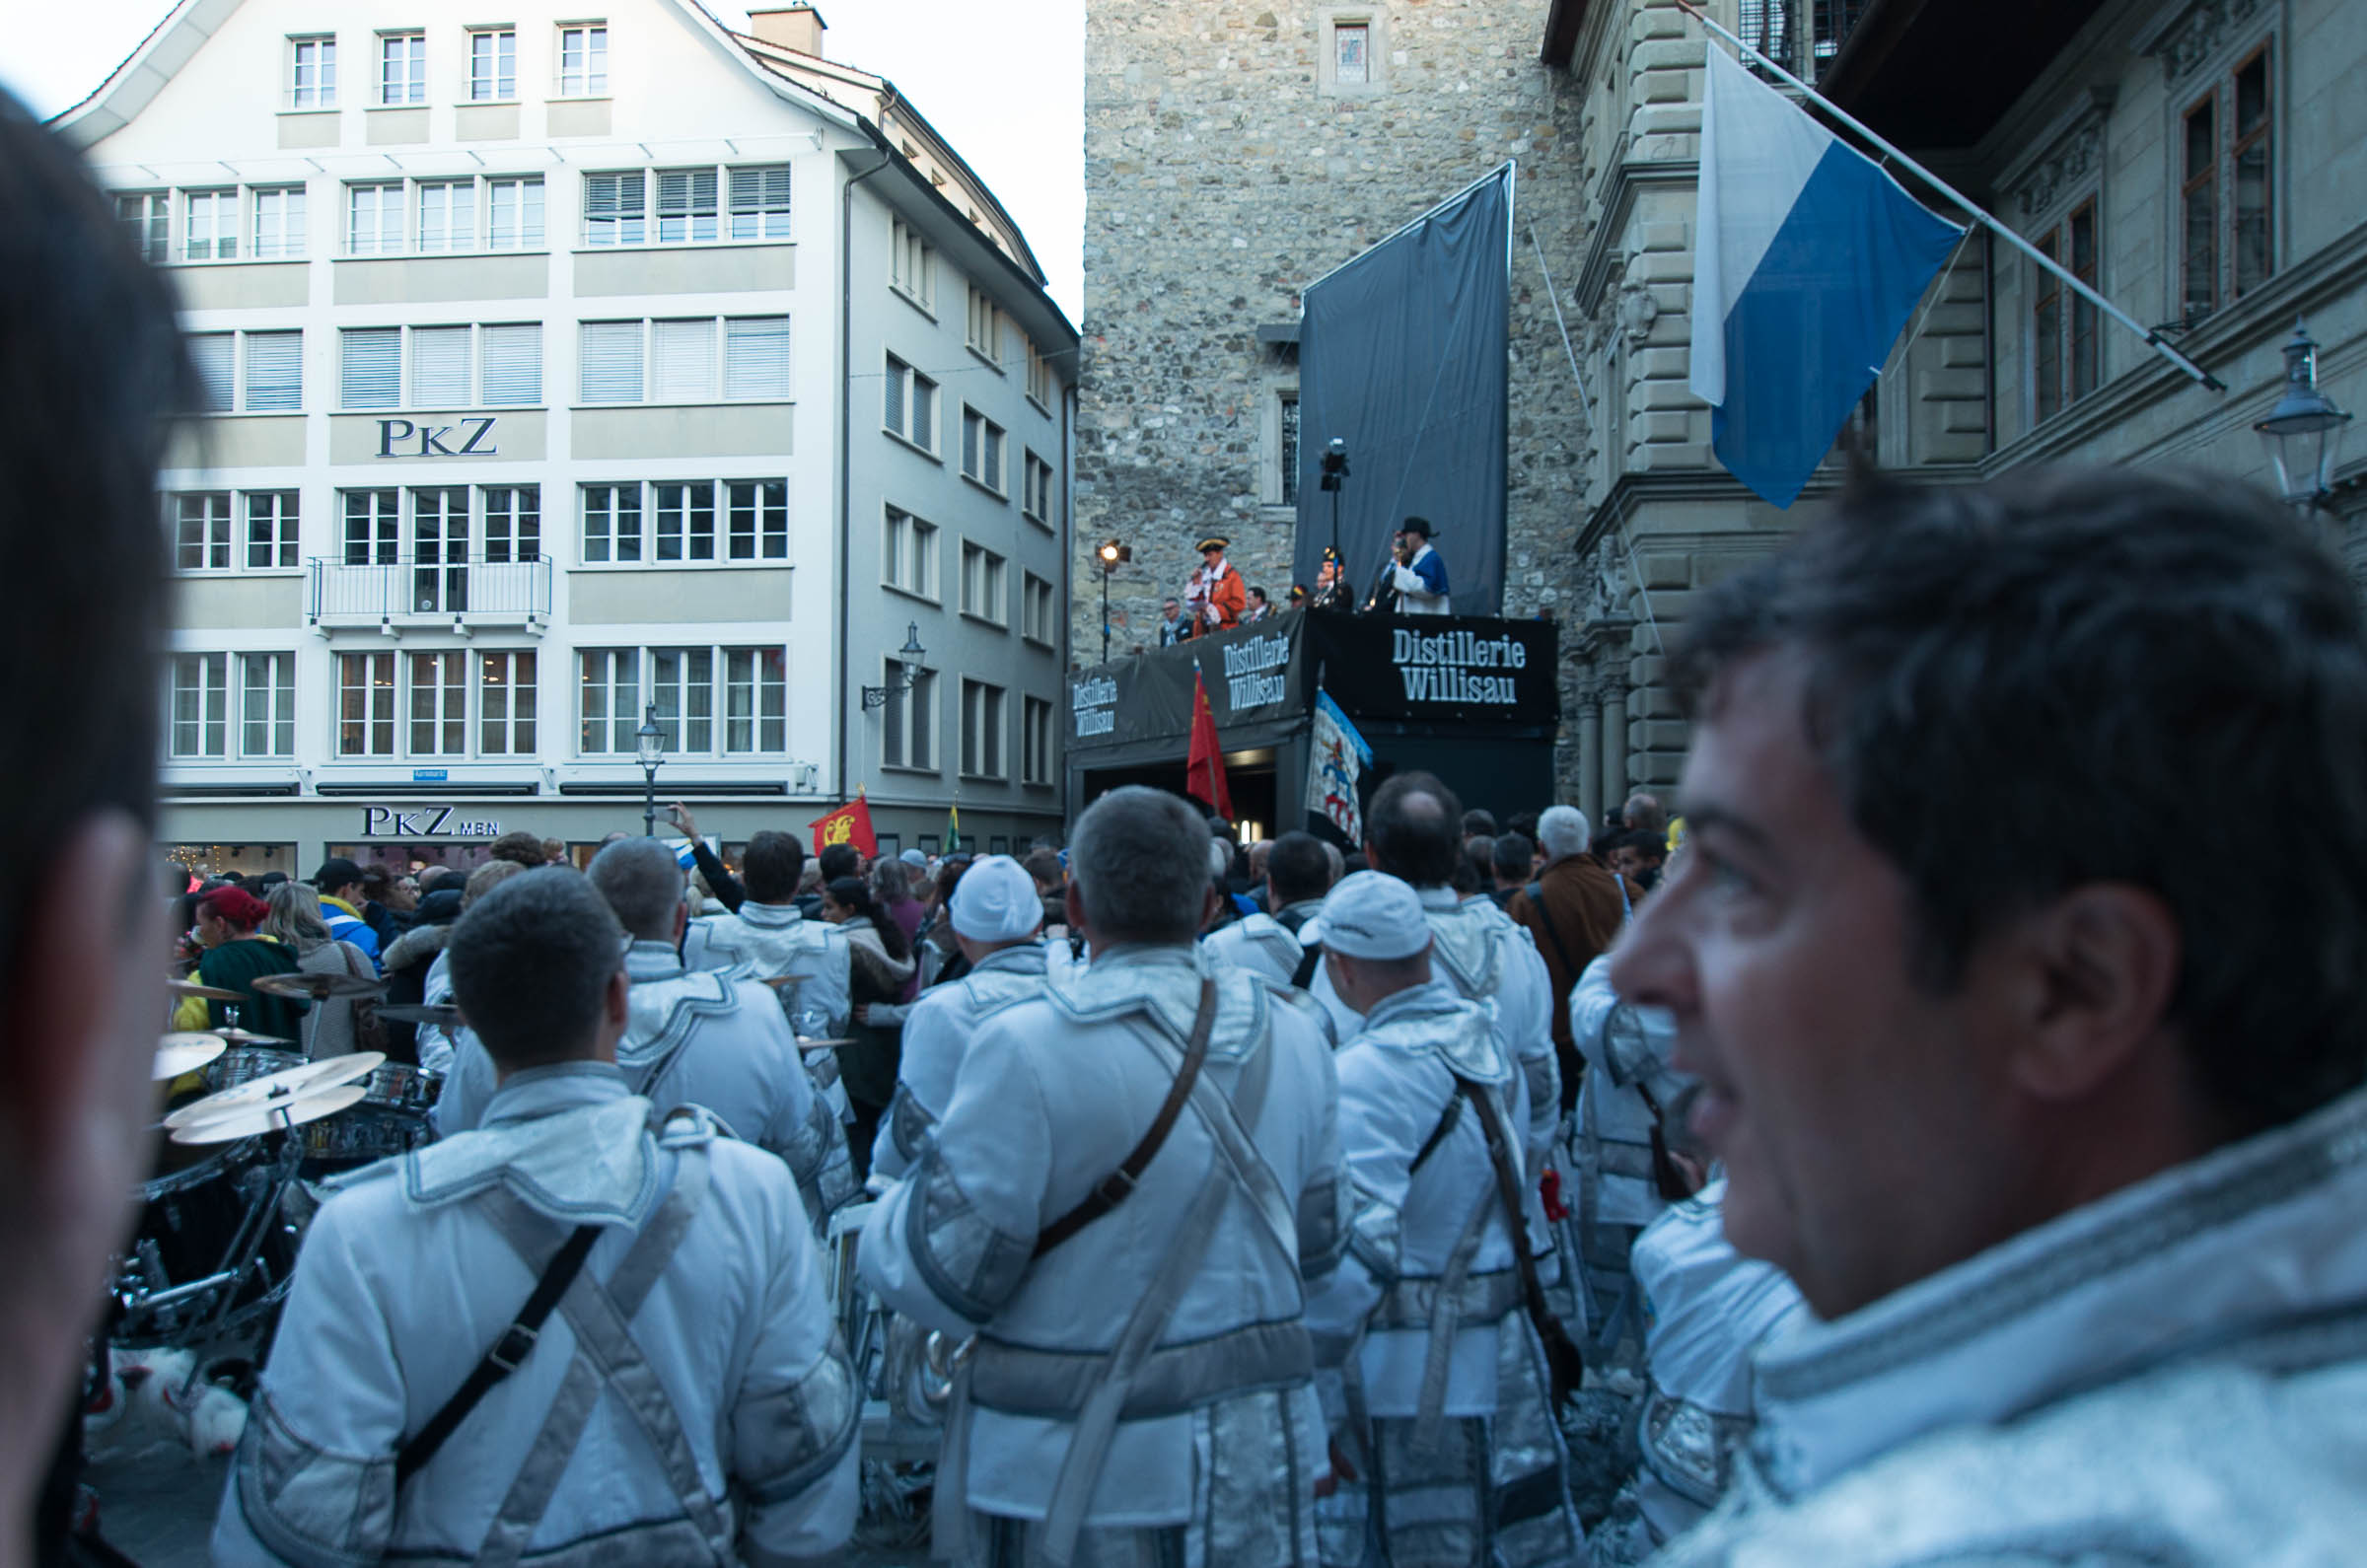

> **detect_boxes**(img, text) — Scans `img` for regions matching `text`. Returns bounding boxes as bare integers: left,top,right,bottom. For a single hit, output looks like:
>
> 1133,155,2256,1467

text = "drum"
301,1064,442,1169
112,1139,300,1348
204,1047,305,1094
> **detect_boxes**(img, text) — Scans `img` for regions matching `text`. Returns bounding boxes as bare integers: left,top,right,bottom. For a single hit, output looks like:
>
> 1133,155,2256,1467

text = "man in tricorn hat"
1387,517,1451,615
1185,535,1247,632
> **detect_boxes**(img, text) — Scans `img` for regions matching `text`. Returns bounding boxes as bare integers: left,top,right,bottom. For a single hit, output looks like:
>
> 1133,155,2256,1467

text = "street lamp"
1096,537,1130,663
2255,320,2353,512
861,622,928,710
636,703,665,836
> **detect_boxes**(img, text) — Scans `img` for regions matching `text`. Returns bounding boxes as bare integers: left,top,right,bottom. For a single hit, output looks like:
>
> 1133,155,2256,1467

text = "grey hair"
1206,837,1233,884
1072,787,1211,944
261,881,331,951
448,868,623,1070
586,836,687,940
1538,805,1591,859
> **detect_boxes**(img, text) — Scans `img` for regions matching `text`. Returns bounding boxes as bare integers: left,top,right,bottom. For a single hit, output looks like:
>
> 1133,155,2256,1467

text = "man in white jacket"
859,786,1349,1566
1303,872,1583,1568
872,853,1048,1182
214,868,858,1565
1616,468,2367,1565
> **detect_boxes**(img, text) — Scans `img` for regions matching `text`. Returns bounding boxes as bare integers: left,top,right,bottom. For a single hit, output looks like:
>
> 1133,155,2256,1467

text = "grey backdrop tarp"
1293,164,1512,616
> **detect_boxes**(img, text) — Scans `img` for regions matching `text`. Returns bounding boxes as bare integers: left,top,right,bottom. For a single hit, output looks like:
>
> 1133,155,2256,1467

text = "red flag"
810,795,877,858
1186,666,1234,820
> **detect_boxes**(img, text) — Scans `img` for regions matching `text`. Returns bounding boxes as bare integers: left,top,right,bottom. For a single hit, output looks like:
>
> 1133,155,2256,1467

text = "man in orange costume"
1184,535,1248,633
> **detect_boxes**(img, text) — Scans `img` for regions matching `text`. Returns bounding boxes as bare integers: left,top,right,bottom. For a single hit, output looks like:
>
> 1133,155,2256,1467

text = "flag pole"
1671,0,2224,392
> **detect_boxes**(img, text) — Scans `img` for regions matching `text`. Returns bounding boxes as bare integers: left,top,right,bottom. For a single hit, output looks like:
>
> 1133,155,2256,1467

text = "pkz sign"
376,416,498,458
358,805,500,837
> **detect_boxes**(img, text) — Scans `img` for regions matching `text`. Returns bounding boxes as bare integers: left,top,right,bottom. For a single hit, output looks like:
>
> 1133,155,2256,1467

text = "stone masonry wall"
1077,0,1598,792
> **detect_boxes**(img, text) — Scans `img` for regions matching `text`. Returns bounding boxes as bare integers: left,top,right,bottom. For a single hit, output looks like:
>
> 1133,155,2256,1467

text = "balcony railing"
308,553,551,629
1736,0,1873,80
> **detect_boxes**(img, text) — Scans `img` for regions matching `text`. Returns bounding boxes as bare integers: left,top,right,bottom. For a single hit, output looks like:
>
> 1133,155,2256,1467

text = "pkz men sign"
375,417,498,458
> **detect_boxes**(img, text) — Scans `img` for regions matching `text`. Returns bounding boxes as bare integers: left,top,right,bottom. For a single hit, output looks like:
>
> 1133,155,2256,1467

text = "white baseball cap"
1317,871,1431,961
950,855,1043,943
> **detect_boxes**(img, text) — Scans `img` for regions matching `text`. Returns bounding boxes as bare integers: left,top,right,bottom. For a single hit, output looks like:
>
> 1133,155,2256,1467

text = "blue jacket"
322,896,383,971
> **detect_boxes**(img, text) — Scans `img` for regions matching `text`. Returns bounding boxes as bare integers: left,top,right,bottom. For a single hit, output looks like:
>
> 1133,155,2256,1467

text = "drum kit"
113,968,456,1352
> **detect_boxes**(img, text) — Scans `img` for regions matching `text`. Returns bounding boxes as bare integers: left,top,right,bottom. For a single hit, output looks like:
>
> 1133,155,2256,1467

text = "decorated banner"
1307,689,1373,846
810,794,877,858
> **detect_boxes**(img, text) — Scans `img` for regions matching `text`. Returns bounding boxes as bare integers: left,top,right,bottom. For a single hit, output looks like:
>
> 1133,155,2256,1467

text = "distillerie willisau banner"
1293,163,1513,616
1067,610,1556,754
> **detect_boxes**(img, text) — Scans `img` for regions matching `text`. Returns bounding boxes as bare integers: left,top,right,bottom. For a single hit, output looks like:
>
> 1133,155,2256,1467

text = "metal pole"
642,763,657,835
1100,564,1111,664
1672,0,2223,392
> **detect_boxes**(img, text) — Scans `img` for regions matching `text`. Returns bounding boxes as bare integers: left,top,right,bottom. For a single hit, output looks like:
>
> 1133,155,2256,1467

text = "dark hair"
1265,830,1330,905
818,842,861,883
0,99,188,972
1367,770,1465,888
1448,850,1481,896
487,829,549,868
256,871,290,891
933,856,969,910
448,868,622,1071
360,865,394,897
1674,466,2367,1131
1506,811,1541,842
312,857,364,893
1464,835,1495,884
1491,832,1534,885
1021,848,1062,891
1461,809,1498,838
825,875,909,962
742,829,806,902
1250,587,1269,606
1614,828,1666,860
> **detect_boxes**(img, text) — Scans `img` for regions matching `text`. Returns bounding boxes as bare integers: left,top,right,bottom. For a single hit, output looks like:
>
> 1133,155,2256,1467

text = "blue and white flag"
1688,45,1965,507
1307,689,1373,848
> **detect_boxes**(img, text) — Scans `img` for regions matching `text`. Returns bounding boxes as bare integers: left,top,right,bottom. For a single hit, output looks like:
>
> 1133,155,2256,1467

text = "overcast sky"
0,2,1085,321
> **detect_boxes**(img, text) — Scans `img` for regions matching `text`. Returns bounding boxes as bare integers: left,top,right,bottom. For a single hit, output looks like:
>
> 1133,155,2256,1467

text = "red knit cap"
198,886,272,930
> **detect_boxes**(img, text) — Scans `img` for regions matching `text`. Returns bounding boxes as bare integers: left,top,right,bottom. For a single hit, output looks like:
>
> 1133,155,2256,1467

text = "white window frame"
182,188,238,261
415,179,478,253
961,405,1007,495
967,288,1004,368
336,650,397,757
960,540,1007,626
882,506,939,601
344,323,540,410
251,185,307,260
1022,694,1054,786
477,649,538,755
1022,450,1056,528
407,649,470,757
1025,337,1053,409
883,353,939,453
468,28,518,102
722,647,787,754
1021,571,1056,647
572,644,785,758
556,23,609,98
724,479,789,561
891,219,935,312
481,485,541,563
960,677,1006,780
173,492,234,573
288,36,337,109
170,652,230,759
728,165,792,241
378,31,427,107
576,317,789,406
880,659,935,771
245,491,301,571
346,181,404,254
116,190,171,265
485,176,546,250
340,489,400,566
577,647,639,755
580,483,643,564
239,651,296,759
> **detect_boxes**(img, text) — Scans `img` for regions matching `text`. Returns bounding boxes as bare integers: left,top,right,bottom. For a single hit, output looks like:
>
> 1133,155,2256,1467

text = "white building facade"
61,0,1076,879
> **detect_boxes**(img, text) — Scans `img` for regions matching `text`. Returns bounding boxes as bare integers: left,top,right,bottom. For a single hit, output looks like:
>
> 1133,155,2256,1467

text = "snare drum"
204,1047,305,1094
301,1064,443,1169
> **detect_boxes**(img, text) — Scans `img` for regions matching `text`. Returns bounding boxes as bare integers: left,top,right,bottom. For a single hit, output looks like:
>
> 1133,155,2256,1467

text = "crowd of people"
8,87,2367,1568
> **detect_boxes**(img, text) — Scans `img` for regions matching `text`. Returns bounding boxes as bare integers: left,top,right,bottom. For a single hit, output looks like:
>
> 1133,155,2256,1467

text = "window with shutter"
656,169,719,244
723,317,790,399
410,326,473,408
340,327,401,409
188,334,235,413
480,323,541,406
584,173,645,247
243,331,303,412
650,319,717,402
579,321,644,404
728,166,792,240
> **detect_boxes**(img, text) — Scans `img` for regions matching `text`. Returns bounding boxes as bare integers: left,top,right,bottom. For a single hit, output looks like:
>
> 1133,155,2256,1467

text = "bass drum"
111,1138,301,1349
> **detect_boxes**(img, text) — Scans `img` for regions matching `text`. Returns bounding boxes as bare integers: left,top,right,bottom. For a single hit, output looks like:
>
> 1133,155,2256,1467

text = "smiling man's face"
1609,646,2031,1318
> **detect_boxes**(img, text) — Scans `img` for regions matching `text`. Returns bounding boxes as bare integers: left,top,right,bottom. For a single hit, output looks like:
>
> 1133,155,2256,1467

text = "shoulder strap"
1454,1075,1585,1409
1409,1093,1464,1175
1033,978,1218,1259
394,1221,603,1489
1524,881,1583,979
1289,941,1324,991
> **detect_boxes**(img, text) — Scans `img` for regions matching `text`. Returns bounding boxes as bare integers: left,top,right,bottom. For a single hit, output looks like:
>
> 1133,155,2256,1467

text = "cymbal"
251,969,386,1000
212,1027,296,1046
167,978,243,1001
154,1033,226,1081
372,1003,465,1028
163,1051,385,1130
171,1083,368,1145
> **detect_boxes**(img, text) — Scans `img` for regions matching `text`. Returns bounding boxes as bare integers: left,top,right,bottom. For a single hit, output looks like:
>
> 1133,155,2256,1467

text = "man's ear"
606,965,631,1027
2005,883,2182,1103
1063,882,1089,940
